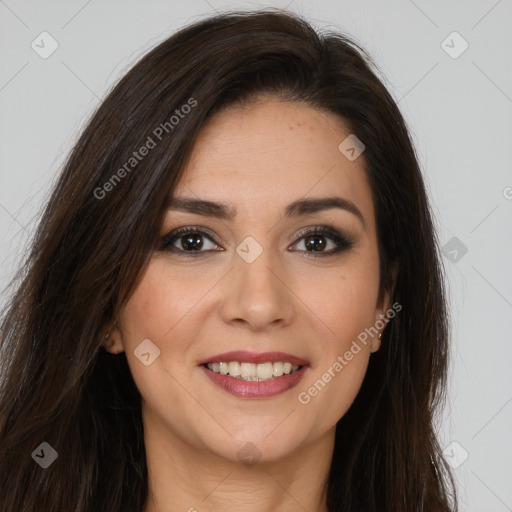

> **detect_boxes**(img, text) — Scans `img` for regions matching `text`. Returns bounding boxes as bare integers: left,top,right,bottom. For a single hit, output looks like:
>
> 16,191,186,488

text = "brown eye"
290,226,354,256
159,225,354,258
160,227,222,256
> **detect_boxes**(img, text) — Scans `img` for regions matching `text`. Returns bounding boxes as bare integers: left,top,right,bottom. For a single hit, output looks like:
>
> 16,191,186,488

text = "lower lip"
200,365,309,399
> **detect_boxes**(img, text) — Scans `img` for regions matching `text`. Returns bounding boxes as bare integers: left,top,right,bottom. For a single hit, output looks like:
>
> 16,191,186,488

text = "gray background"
1,1,511,510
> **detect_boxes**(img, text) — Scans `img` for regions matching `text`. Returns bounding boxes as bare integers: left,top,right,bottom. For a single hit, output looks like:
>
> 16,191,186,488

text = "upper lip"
197,350,309,366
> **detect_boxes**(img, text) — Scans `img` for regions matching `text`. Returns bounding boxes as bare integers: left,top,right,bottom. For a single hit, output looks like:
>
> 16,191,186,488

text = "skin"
106,97,393,512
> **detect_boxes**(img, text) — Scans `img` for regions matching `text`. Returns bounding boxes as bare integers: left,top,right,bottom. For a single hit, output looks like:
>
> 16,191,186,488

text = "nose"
219,240,296,332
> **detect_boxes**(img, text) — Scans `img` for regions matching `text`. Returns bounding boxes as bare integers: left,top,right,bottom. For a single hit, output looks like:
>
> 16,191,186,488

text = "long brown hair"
0,9,457,511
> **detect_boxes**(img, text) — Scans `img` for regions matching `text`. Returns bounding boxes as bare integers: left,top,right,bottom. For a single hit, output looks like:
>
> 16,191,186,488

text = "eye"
160,226,222,257
159,224,354,258
289,225,354,257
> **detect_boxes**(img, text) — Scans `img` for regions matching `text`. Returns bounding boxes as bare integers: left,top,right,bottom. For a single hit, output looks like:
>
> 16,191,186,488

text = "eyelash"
159,225,354,258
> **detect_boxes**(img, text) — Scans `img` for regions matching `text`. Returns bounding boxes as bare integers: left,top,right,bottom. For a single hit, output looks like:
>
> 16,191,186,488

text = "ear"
100,316,125,355
371,262,398,353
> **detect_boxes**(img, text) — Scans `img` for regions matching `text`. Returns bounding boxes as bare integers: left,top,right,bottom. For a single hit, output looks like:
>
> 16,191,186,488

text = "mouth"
203,361,303,381
198,351,310,399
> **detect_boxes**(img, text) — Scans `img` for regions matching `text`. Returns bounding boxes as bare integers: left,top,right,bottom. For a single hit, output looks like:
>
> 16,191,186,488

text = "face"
110,98,392,464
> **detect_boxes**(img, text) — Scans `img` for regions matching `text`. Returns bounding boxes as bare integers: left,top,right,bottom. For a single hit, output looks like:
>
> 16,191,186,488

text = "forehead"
173,99,375,227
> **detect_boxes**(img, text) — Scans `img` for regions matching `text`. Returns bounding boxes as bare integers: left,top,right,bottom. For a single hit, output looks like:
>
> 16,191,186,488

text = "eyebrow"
167,196,366,229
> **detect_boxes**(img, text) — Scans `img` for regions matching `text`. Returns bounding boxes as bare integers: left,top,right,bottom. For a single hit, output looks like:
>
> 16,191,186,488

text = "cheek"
298,314,373,430
307,353,370,430
295,263,379,423
116,260,200,388
115,259,217,443
302,261,380,345
121,258,206,345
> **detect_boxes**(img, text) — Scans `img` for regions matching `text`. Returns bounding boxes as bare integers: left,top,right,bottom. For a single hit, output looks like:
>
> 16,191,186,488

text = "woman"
0,9,457,512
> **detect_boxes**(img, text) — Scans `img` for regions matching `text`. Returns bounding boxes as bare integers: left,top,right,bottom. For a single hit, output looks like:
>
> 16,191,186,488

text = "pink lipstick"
198,350,310,399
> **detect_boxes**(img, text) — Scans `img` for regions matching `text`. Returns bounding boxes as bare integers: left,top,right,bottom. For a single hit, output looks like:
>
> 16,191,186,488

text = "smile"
199,351,310,399
205,361,301,381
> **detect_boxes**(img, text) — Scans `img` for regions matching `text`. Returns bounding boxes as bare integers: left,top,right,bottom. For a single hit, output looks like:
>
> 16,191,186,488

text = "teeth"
228,361,240,377
206,361,301,380
273,361,284,377
240,362,256,378
219,362,229,375
257,362,273,379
